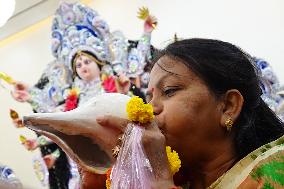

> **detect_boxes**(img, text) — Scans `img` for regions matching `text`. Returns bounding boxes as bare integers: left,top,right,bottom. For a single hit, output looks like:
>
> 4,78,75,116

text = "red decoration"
64,89,79,112
102,76,117,93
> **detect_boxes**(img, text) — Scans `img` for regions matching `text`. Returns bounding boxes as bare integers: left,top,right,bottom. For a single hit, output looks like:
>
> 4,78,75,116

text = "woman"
80,38,284,188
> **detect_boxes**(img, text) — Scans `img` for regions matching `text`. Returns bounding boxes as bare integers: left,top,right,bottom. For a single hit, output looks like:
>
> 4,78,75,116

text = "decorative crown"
51,2,111,71
51,2,156,78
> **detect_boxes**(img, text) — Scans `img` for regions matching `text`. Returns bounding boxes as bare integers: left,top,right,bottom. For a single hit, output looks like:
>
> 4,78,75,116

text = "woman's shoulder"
239,147,284,189
209,135,284,189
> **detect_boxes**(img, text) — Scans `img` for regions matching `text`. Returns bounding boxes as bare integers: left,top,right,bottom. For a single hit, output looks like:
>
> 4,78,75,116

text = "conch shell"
23,93,130,174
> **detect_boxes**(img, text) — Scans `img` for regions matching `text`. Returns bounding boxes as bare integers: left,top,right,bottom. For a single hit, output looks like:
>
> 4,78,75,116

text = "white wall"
0,20,53,189
0,0,283,188
91,0,284,82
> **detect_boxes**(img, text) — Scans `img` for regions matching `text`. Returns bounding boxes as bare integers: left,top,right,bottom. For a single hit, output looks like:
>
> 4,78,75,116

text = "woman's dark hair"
156,38,284,159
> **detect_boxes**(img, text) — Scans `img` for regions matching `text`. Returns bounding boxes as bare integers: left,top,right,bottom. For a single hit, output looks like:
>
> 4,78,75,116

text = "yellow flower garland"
166,146,182,175
105,168,112,189
106,96,181,188
126,96,154,124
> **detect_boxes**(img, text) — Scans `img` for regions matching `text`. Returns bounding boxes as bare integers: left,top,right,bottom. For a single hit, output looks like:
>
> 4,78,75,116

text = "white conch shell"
24,93,130,174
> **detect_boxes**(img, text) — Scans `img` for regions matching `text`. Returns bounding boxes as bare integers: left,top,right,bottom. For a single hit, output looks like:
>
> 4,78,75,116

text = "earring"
225,118,233,131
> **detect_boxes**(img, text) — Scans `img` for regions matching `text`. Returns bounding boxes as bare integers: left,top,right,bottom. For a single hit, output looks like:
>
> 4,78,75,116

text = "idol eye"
76,63,82,68
84,60,91,64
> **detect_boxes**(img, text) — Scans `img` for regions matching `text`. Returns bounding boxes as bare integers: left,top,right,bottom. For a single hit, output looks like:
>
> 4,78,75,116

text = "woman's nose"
149,98,163,116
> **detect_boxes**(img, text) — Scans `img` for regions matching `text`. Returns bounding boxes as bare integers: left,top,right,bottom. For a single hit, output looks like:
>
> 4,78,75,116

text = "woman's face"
75,54,100,82
147,56,226,165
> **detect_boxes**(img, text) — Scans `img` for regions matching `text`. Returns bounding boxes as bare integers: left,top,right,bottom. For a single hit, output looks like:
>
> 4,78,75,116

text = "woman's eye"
163,88,178,97
84,60,90,64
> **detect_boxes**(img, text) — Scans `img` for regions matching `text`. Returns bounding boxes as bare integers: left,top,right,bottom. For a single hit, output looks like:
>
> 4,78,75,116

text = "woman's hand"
96,115,175,188
11,82,31,102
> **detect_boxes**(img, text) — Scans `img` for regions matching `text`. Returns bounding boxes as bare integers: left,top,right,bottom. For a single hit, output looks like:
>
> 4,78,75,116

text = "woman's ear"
220,89,244,129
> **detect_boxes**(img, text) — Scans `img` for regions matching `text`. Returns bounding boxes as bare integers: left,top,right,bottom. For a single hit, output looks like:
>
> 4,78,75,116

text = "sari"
208,135,284,189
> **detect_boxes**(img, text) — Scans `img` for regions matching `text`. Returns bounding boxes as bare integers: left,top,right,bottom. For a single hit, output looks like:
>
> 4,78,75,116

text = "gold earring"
225,118,233,131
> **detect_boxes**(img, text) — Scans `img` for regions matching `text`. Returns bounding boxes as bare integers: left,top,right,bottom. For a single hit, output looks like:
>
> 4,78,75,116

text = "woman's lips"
154,119,165,135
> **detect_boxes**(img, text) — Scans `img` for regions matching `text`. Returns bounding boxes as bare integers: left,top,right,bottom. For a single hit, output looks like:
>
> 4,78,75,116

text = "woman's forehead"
148,56,197,89
153,56,192,77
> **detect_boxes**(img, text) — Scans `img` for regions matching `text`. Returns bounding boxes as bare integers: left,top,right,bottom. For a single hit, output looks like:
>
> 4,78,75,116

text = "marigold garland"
126,96,154,124
166,146,182,175
105,168,112,189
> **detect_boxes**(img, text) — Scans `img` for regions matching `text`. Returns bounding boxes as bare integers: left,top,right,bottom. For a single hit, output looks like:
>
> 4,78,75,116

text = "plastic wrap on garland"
110,124,154,189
